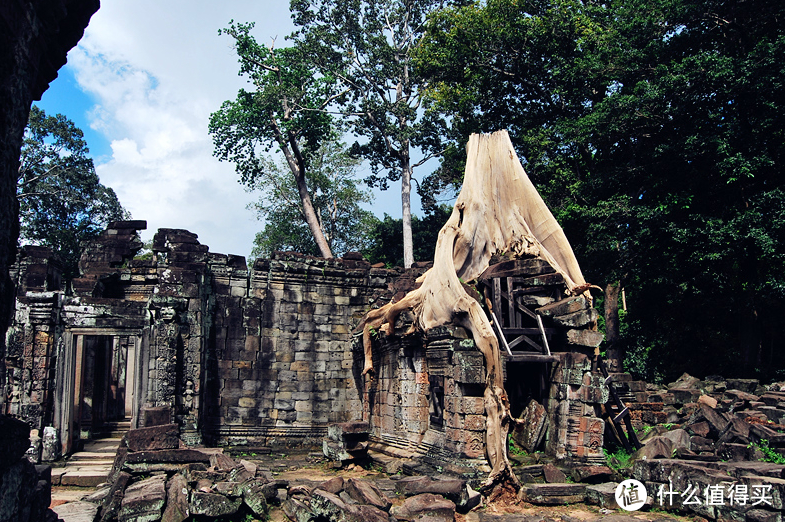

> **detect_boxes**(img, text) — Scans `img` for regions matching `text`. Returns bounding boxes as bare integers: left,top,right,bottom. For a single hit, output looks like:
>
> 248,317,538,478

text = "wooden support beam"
502,327,556,336
507,277,516,328
508,334,545,353
506,354,559,363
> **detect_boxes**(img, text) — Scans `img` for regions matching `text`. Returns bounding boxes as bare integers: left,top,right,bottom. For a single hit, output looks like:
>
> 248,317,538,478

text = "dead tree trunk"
359,130,590,496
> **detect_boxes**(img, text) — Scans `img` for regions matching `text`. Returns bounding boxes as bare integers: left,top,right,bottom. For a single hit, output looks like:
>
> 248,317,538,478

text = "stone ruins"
6,224,785,522
5,219,607,473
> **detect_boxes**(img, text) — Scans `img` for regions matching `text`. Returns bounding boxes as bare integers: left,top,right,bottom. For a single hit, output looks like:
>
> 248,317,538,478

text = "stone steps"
68,452,116,462
52,436,121,489
93,419,131,440
519,483,587,505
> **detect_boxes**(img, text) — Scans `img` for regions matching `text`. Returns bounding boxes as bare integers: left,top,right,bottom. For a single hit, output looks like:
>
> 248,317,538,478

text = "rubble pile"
322,421,370,467
71,423,281,522
627,373,785,461
611,373,785,520
283,475,480,522
60,421,484,522
0,415,58,522
499,372,785,520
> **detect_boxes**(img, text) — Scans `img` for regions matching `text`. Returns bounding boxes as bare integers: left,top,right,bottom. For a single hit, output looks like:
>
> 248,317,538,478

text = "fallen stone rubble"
283,474,481,522
54,422,485,522
498,373,785,521
0,415,58,522
49,372,785,522
609,373,785,521
626,372,785,464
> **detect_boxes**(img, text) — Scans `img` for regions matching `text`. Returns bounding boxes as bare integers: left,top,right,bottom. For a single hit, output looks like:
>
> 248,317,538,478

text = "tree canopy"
18,106,128,281
416,0,785,381
289,0,454,268
363,204,452,267
209,21,343,258
248,141,377,259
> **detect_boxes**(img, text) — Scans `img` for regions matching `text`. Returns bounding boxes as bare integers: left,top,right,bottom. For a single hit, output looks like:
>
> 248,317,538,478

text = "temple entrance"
56,329,145,454
77,335,133,438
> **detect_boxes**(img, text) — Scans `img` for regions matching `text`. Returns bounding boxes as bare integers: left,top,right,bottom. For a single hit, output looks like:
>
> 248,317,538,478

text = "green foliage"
134,239,154,261
209,22,336,188
636,425,654,437
210,21,344,258
248,141,377,258
417,0,785,381
507,435,528,456
290,0,456,265
604,447,633,474
749,439,785,465
18,106,128,281
290,0,450,187
363,204,452,267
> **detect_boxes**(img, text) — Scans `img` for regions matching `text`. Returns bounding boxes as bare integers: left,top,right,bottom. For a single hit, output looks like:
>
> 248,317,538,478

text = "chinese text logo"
616,479,647,511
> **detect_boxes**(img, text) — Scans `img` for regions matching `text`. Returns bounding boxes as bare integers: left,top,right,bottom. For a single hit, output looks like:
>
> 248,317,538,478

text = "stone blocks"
547,353,608,462
323,422,370,464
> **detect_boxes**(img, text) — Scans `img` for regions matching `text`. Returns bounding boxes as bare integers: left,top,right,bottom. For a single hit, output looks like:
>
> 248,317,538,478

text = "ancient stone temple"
4,219,607,474
361,259,609,476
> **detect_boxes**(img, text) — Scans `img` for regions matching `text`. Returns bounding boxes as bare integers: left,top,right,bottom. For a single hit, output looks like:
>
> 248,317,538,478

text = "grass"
604,447,633,473
508,436,528,456
749,439,785,464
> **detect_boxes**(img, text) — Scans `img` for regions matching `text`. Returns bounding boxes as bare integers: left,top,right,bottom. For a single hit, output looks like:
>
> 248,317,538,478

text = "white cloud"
55,1,426,259
60,1,296,258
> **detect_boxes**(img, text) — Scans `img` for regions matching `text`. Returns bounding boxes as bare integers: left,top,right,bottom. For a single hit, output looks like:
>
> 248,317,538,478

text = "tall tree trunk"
604,281,622,373
294,168,333,259
272,118,333,259
401,151,414,269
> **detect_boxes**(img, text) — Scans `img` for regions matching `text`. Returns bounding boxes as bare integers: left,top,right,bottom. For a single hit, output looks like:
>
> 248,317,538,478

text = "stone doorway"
56,329,144,454
77,335,130,438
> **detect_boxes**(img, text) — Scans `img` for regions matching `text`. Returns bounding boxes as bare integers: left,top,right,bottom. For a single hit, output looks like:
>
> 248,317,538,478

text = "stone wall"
364,333,610,472
5,222,401,459
365,324,488,474
546,352,607,463
1,0,99,428
6,220,609,473
203,253,391,447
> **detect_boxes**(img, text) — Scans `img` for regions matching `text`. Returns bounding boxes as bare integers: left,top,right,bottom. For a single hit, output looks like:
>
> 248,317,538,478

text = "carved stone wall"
546,352,607,463
6,221,400,459
203,253,391,447
8,220,606,471
365,324,489,474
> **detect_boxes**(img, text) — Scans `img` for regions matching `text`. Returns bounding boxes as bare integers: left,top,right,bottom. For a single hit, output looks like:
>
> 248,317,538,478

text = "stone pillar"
546,352,607,462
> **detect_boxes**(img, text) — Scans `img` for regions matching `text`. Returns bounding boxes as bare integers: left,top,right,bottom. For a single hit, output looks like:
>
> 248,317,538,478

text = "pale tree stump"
358,130,590,497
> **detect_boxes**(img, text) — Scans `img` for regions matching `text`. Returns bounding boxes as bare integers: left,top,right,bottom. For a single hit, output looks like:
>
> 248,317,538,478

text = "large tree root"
358,130,591,496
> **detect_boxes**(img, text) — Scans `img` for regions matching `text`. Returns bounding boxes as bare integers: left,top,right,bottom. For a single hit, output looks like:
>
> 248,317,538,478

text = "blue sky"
35,0,424,259
38,66,112,160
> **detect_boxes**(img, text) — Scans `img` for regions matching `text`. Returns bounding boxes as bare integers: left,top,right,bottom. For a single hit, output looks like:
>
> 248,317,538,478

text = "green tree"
416,0,785,380
18,106,128,281
248,141,377,258
290,0,454,268
210,21,344,259
363,204,452,267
